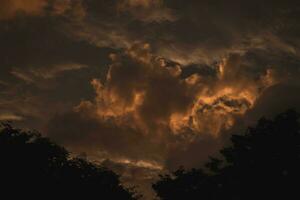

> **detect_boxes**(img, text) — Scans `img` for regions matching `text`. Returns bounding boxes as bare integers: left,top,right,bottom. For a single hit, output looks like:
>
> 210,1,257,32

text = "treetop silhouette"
153,110,300,200
0,123,137,199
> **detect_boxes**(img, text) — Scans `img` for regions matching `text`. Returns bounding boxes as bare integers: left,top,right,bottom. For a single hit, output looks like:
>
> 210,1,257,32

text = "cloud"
0,5,113,131
245,82,300,124
55,0,300,69
44,43,290,199
47,43,279,171
47,110,166,162
0,113,24,121
0,0,48,20
116,0,176,22
101,159,163,200
0,0,86,20
152,0,300,64
2,1,300,199
11,63,88,83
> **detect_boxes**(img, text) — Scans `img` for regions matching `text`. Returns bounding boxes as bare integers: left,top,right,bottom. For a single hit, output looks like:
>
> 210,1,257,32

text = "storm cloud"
1,0,300,199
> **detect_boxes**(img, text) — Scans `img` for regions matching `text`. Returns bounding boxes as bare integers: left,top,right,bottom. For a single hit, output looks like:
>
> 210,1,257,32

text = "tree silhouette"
0,123,137,199
153,110,300,200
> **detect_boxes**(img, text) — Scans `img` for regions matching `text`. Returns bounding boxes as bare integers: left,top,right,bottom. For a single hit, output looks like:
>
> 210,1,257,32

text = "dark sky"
1,0,300,198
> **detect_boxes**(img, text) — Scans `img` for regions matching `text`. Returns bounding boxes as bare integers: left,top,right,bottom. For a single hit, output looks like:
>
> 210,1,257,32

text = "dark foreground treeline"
0,123,137,199
153,110,300,200
1,110,300,200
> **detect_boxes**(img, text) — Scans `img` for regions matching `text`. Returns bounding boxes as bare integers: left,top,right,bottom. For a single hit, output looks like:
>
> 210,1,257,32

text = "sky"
1,0,300,199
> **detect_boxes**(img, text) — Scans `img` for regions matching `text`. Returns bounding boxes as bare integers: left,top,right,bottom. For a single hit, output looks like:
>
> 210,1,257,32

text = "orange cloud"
11,63,88,83
0,0,48,19
0,0,86,20
43,44,284,180
44,34,288,200
117,0,176,22
0,113,23,121
76,43,277,140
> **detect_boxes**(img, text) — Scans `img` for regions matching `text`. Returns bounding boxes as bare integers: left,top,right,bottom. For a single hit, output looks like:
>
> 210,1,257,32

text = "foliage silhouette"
153,110,300,200
0,123,137,199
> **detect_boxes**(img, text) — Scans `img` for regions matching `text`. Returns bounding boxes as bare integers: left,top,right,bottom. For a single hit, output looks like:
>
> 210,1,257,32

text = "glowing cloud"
77,43,277,141
0,0,85,20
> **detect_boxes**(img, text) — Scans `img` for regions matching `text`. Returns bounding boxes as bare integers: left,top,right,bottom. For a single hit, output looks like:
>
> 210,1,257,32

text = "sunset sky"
1,0,300,198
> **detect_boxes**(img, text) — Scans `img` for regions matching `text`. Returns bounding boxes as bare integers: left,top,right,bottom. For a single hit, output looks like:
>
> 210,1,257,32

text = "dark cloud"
46,43,278,172
47,111,165,161
2,1,300,199
56,0,300,67
0,10,114,132
245,82,300,123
